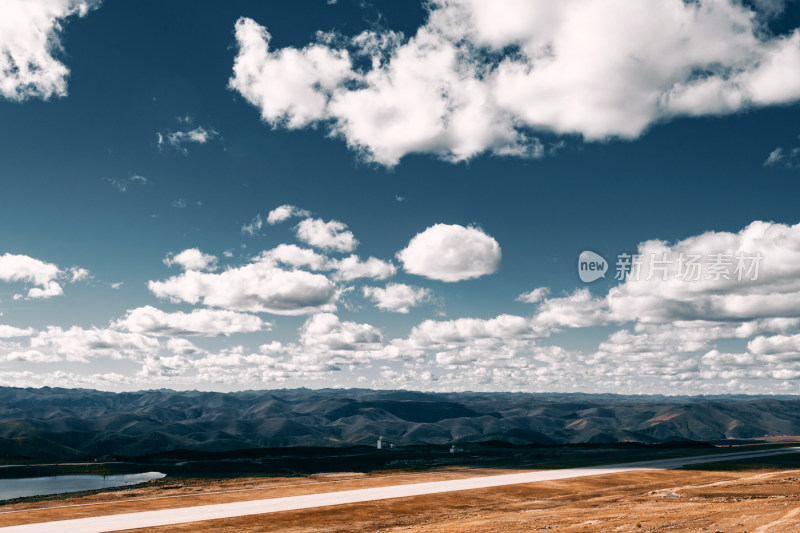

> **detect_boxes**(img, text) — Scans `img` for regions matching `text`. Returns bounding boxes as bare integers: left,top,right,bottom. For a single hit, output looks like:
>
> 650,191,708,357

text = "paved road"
2,447,798,533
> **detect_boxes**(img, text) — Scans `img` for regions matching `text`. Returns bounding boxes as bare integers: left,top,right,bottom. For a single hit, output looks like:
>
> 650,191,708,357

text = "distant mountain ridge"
1,387,799,461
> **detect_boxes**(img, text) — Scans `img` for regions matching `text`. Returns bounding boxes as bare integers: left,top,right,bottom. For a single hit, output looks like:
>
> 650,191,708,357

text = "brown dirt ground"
2,463,800,532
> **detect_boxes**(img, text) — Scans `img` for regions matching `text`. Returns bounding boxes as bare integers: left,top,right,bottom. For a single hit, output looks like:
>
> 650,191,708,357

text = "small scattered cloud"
172,198,201,209
267,205,311,225
363,283,431,313
156,118,220,155
242,205,314,236
764,139,800,168
241,214,263,236
68,266,90,283
163,248,218,272
517,287,550,304
296,217,358,253
262,244,395,281
103,174,146,192
764,147,785,166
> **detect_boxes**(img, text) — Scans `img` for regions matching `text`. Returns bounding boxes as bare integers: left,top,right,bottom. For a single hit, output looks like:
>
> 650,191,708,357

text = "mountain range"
1,387,799,461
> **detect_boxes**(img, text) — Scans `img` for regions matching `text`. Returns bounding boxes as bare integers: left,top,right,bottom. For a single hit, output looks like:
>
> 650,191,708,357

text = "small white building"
377,436,395,449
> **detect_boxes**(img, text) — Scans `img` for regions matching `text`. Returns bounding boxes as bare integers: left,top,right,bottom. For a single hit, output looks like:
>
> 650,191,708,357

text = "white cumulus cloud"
164,248,218,271
148,255,338,315
113,306,269,337
0,325,35,338
0,253,87,299
397,223,500,282
0,0,99,102
300,313,383,351
296,217,358,253
408,314,540,347
363,283,430,313
331,255,396,281
266,204,311,225
228,18,354,129
229,1,800,166
606,220,800,323
516,287,550,304
262,245,395,280
29,326,160,362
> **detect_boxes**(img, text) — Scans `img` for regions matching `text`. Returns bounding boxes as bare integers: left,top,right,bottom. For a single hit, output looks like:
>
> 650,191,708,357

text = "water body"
0,472,166,500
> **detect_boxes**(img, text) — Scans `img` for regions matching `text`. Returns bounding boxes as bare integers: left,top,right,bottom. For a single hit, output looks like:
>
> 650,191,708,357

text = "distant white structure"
377,436,394,449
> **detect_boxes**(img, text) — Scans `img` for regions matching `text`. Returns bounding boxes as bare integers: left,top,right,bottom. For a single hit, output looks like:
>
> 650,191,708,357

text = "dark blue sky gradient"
1,0,799,342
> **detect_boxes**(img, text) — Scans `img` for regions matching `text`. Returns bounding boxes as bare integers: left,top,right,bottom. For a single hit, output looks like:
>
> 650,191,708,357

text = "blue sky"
3,0,800,393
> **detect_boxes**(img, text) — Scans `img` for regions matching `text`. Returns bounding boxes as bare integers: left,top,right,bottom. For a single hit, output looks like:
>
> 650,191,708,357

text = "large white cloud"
113,306,269,337
229,1,800,166
518,220,800,331
148,255,338,315
606,220,800,323
397,223,500,282
0,0,99,102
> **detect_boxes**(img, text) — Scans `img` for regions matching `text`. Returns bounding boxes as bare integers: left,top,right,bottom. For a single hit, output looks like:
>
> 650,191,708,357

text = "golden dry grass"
2,464,800,532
